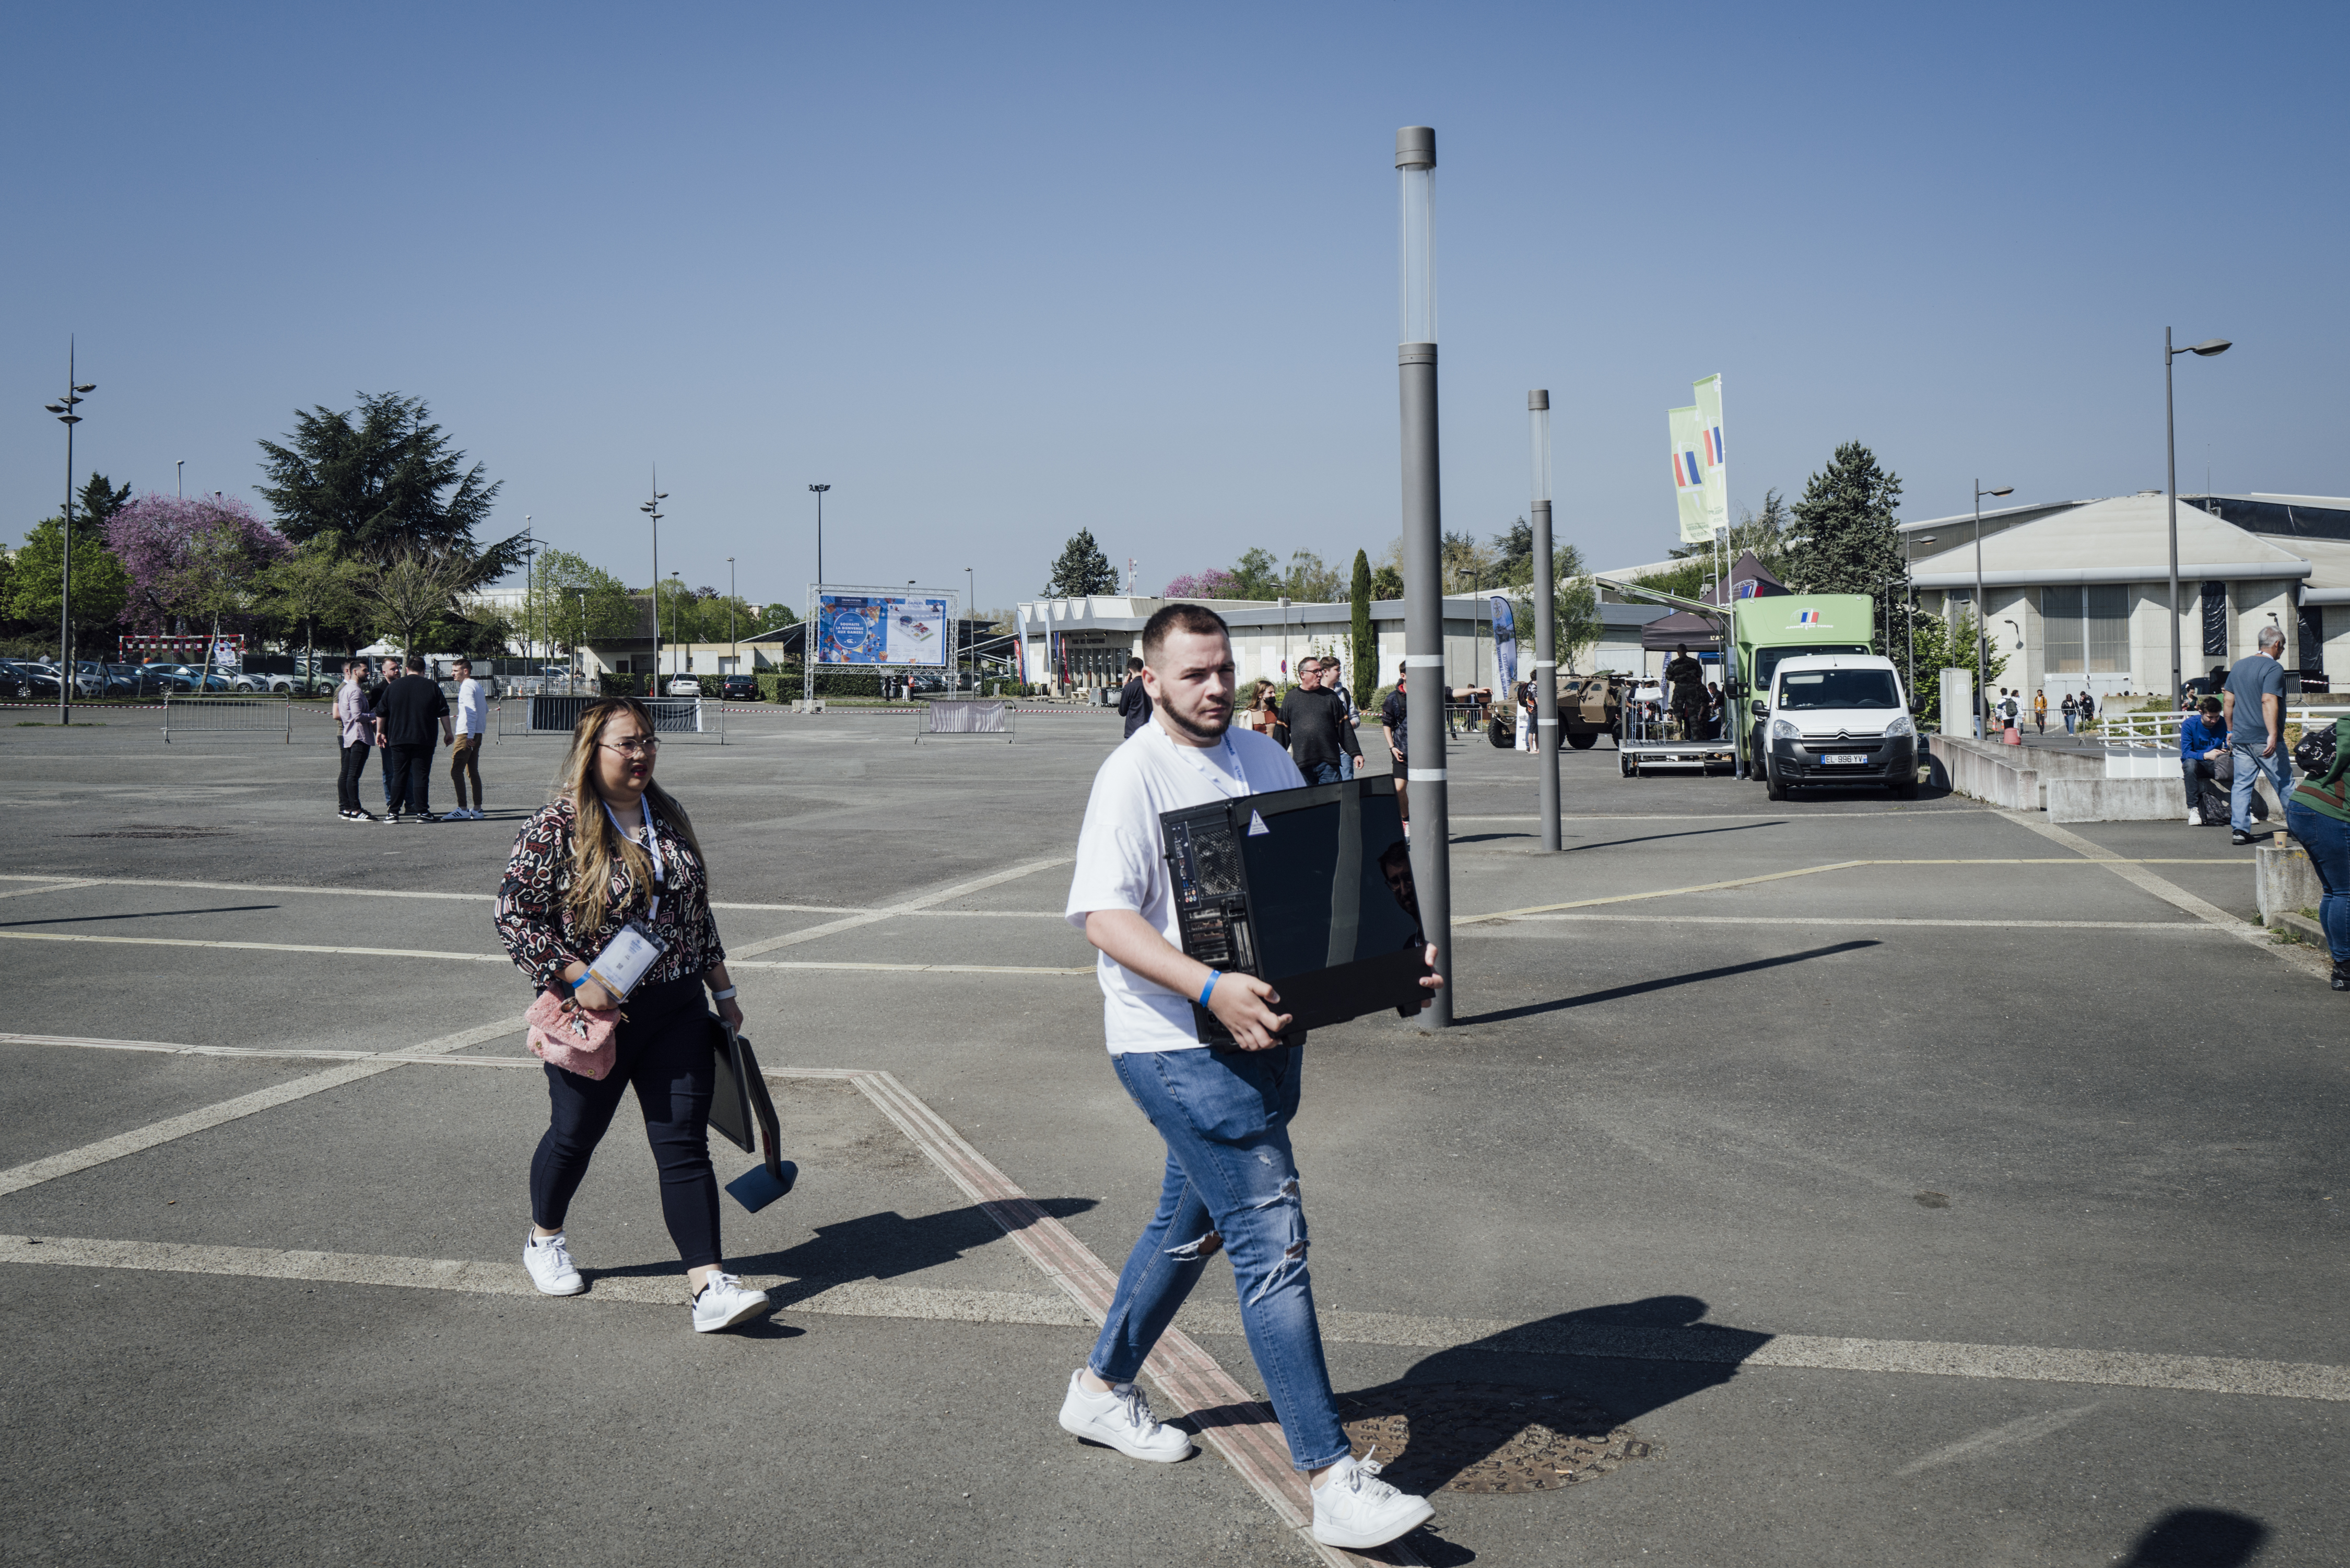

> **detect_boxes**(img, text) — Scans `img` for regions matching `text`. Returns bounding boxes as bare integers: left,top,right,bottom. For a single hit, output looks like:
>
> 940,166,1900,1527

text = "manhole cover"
1339,1382,1662,1495
72,826,231,840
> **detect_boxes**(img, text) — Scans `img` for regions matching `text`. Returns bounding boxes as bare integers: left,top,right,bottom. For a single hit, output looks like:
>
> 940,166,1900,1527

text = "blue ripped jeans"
1089,1044,1348,1472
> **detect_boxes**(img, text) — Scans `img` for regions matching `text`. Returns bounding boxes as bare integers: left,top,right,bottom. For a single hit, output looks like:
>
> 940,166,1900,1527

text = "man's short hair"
1140,603,1230,664
453,657,472,670
2200,695,2223,713
1125,656,1142,673
2259,624,2285,650
404,654,425,672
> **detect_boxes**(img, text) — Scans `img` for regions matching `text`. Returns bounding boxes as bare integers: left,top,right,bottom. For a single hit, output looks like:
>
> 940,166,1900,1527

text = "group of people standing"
1122,653,1367,786
332,655,491,822
1984,687,2101,737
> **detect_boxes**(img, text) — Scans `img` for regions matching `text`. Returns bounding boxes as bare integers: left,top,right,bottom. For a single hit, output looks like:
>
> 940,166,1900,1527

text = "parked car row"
0,658,346,699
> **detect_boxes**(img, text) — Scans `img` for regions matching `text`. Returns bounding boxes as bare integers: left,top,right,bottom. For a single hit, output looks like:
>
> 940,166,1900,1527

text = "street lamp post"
2166,329,2232,697
669,572,685,683
41,340,95,726
1395,124,1451,1029
175,459,184,499
523,516,535,669
640,473,668,683
1529,390,1560,852
808,484,830,586
573,588,586,692
1973,484,2013,736
966,566,976,691
727,557,737,668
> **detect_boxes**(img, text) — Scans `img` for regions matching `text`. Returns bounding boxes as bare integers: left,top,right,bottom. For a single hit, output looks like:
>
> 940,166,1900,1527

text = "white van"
1752,653,1918,800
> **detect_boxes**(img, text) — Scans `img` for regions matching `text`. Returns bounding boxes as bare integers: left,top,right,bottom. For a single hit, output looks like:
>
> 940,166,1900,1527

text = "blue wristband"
1198,970,1220,1007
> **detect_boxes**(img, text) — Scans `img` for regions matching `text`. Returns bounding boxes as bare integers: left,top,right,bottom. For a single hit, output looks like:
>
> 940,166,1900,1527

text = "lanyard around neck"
604,796,666,919
1167,726,1246,798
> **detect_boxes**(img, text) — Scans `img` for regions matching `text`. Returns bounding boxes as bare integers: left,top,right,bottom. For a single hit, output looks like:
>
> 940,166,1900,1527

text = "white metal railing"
2084,705,2350,779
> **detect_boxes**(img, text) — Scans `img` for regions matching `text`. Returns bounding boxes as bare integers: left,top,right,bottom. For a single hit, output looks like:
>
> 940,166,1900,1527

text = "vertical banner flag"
1693,374,1729,538
1488,595,1519,687
1669,406,1709,544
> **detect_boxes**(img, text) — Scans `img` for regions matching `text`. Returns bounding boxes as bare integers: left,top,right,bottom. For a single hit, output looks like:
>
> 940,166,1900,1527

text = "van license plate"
1823,752,1866,765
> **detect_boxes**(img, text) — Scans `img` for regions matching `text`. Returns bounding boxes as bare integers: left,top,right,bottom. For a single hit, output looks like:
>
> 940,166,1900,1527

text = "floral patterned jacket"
494,797,725,993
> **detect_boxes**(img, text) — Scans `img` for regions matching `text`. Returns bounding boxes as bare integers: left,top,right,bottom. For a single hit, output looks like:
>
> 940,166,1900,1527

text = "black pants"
385,741,436,815
337,741,371,813
529,976,721,1269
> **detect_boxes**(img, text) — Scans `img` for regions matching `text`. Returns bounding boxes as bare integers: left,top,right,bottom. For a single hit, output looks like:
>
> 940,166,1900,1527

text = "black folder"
707,1016,798,1211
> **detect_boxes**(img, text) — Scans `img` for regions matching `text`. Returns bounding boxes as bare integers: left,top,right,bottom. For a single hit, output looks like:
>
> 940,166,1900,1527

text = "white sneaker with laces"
1056,1370,1194,1461
523,1230,585,1296
690,1272,770,1333
1311,1448,1434,1550
2188,808,2202,826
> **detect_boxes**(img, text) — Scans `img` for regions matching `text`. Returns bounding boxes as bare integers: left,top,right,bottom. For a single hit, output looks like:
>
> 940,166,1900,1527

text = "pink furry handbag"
525,988,622,1080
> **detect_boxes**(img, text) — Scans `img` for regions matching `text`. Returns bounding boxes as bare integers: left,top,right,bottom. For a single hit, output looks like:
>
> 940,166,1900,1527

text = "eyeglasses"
601,737,661,757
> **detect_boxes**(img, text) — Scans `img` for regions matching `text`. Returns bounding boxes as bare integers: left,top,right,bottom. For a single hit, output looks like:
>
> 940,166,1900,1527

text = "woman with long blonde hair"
492,697,767,1332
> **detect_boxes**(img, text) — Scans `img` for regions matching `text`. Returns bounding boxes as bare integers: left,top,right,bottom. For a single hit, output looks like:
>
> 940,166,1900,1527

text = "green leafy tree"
1282,549,1343,603
358,548,476,656
525,549,637,651
1787,442,1907,657
263,540,367,681
1044,528,1118,597
256,392,523,584
1907,610,2006,729
1627,559,1709,601
1227,547,1283,600
9,518,132,652
1349,549,1375,706
1554,543,1603,673
756,601,800,633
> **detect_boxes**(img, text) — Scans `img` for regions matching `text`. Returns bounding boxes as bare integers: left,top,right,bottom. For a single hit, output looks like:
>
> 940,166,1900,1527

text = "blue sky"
3,2,2341,609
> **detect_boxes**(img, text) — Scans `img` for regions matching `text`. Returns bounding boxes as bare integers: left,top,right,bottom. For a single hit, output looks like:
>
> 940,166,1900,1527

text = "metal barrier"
2085,705,2350,778
915,699,1015,742
162,692,295,743
497,695,722,742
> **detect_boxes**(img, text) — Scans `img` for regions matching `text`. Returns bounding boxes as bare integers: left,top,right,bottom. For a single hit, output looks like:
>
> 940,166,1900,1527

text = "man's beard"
1161,694,1232,745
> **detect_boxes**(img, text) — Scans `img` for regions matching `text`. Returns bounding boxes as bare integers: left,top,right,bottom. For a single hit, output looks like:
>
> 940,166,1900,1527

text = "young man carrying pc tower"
1058,602,1444,1553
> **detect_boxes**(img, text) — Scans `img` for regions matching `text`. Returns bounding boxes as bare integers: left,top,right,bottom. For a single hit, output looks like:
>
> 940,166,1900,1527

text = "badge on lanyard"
585,798,671,998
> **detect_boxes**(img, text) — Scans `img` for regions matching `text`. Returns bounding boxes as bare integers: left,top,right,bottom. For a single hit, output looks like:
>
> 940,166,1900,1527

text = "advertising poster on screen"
816,594,951,666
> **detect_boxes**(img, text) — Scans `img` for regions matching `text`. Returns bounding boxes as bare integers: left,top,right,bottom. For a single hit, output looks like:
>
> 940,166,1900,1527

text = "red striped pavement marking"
826,1066,1426,1568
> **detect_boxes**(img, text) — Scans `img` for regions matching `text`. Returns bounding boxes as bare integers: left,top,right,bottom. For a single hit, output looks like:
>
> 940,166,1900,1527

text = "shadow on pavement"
2118,1507,2270,1566
1454,942,1879,1025
584,1198,1099,1305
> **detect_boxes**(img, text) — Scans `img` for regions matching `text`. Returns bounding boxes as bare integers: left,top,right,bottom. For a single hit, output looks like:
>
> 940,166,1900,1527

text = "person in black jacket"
1117,656,1153,738
373,654,454,822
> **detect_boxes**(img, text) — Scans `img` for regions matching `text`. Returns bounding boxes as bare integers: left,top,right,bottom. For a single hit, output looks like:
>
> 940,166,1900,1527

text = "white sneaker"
690,1271,770,1333
2188,808,2203,826
523,1230,584,1296
1056,1370,1194,1462
1311,1449,1434,1550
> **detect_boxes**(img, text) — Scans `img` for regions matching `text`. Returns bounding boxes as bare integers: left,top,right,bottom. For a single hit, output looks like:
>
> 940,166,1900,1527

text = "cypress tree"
1349,548,1374,705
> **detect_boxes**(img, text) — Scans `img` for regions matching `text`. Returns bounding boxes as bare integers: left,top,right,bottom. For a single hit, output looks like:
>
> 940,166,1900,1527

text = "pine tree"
1044,528,1118,597
1349,549,1374,706
1788,441,1906,657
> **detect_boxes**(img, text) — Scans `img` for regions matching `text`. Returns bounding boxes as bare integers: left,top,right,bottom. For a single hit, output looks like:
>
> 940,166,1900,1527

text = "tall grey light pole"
640,472,667,681
669,571,684,680
727,556,737,666
41,340,95,726
523,516,535,668
1529,390,1560,851
175,459,184,498
1396,125,1451,1029
965,565,976,690
2166,329,2232,696
1973,483,2012,735
808,484,830,585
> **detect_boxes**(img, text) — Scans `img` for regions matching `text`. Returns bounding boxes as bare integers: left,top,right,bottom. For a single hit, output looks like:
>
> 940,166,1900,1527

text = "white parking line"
0,1017,525,1197
731,856,1073,957
0,933,1091,975
1466,915,2218,932
0,871,1061,918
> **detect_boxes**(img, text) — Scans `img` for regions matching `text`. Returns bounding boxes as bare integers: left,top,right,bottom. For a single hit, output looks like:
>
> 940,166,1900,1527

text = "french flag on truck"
1796,609,1821,625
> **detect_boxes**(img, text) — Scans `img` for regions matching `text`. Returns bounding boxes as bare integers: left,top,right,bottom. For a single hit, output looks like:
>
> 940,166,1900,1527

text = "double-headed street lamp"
640,474,668,678
1973,483,2013,735
727,557,737,665
42,340,95,726
2166,329,2232,697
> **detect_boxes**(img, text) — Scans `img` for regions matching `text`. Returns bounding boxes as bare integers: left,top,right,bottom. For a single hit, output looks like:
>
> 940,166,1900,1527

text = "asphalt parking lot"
1,702,2342,1567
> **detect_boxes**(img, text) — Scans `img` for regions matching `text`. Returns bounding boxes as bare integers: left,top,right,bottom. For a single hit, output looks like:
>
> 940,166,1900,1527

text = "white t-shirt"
453,678,487,736
1064,721,1305,1053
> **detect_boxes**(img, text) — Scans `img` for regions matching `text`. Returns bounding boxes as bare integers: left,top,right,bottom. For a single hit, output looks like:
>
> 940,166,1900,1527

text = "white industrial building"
1903,491,2350,699
1012,594,1670,698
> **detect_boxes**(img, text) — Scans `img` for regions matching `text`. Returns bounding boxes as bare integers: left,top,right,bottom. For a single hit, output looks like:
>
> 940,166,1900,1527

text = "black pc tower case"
1160,774,1430,1045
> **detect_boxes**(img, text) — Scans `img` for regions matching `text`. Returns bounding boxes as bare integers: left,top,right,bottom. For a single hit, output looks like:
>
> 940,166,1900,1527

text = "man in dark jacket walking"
1283,657,1362,785
1117,656,1153,738
373,654,453,822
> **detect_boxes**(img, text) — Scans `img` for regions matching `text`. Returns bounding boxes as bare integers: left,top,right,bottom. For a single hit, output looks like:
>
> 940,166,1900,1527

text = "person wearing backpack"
2285,713,2350,989
2061,692,2078,735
